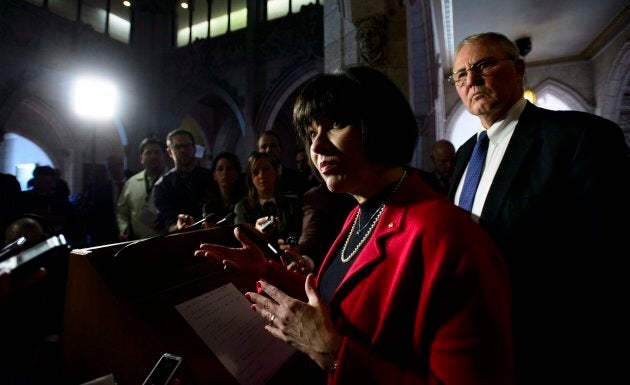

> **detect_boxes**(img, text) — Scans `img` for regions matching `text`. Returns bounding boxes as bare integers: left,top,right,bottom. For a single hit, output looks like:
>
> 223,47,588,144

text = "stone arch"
0,75,76,151
255,59,323,166
169,81,247,166
6,97,72,170
256,60,323,133
445,102,476,149
404,0,437,169
600,41,630,146
170,82,246,138
0,72,127,193
534,78,592,112
445,79,596,149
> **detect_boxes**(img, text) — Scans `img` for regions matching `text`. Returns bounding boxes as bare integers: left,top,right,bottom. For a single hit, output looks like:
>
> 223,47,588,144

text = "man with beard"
154,129,212,232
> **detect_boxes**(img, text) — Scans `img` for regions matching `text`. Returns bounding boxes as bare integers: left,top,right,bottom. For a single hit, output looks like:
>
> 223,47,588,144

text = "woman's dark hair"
203,151,246,216
211,151,242,175
293,65,418,166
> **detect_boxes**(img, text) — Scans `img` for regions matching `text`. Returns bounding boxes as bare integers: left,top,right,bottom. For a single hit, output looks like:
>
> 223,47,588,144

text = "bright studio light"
72,77,118,119
523,89,537,105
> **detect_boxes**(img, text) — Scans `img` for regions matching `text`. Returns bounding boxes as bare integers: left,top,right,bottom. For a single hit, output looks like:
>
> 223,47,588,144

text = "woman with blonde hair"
234,151,301,242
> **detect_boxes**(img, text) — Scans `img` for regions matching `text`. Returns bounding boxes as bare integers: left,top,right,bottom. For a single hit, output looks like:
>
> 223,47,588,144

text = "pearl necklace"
340,169,407,263
355,204,385,234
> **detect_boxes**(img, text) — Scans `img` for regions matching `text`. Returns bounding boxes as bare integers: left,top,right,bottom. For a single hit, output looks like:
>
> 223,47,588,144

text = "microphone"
113,212,229,258
172,212,217,234
260,201,278,233
187,211,235,228
180,211,235,231
0,236,27,262
214,211,236,226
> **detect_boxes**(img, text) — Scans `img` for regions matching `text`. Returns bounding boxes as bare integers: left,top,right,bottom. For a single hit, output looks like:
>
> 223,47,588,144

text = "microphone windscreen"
215,212,236,225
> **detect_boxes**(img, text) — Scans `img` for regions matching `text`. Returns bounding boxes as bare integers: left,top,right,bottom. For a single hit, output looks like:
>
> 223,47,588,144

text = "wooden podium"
60,226,318,385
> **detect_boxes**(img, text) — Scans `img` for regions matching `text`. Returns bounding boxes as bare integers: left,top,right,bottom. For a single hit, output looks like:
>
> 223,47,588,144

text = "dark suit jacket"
419,169,449,195
153,166,213,229
1,173,22,243
268,170,514,385
89,180,120,245
279,166,309,199
298,184,355,268
450,102,630,384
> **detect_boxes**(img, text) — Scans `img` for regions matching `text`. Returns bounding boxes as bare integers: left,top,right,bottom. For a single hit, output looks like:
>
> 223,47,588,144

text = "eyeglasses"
447,57,514,86
169,143,193,150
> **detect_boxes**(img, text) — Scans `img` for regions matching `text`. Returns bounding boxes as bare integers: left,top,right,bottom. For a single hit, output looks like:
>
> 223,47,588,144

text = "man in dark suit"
154,129,213,232
0,172,22,244
419,139,455,195
257,131,308,199
448,32,630,385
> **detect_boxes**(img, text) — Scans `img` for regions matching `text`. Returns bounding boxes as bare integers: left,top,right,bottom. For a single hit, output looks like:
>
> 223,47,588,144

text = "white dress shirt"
454,98,527,221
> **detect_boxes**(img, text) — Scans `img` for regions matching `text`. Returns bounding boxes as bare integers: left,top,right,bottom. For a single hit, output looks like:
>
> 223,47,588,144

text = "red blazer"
268,170,514,385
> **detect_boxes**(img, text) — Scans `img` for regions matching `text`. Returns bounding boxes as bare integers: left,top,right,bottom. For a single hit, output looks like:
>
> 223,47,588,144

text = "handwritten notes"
175,283,296,385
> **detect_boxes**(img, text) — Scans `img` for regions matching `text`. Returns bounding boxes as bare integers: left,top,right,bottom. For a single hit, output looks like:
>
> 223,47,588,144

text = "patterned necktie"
458,131,489,212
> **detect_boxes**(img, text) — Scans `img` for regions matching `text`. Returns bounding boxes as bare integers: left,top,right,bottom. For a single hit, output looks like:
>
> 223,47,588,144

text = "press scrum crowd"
1,32,629,385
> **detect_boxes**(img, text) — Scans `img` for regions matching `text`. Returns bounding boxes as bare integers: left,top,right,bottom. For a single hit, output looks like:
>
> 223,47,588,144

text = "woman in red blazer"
196,66,514,385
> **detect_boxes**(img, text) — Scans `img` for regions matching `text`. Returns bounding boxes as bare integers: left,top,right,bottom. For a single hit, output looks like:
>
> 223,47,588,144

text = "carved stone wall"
0,0,324,192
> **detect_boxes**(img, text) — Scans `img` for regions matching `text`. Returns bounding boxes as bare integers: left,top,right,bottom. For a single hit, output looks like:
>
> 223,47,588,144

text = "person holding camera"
234,151,302,244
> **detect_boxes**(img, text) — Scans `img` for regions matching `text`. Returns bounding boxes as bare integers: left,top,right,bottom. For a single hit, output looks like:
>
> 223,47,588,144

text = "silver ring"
269,314,276,325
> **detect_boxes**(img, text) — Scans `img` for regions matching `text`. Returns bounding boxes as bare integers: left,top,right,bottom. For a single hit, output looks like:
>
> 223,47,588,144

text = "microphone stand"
114,212,235,258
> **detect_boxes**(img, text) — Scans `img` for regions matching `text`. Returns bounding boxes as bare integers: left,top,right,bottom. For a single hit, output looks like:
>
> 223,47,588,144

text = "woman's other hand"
246,274,342,370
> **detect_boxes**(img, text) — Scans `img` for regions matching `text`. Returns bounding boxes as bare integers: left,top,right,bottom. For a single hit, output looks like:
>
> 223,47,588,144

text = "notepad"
176,283,296,385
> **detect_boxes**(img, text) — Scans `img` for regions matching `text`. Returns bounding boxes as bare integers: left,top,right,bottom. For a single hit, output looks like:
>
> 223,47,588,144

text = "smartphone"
0,234,68,273
266,242,300,266
142,353,183,385
260,215,276,232
285,235,299,246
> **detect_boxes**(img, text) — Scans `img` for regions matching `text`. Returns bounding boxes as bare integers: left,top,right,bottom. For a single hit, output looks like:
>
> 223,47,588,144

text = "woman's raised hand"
194,226,268,278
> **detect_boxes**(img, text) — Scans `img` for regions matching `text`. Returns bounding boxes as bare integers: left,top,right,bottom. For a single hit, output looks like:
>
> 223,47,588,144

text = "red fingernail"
251,305,256,312
244,293,251,300
256,281,263,293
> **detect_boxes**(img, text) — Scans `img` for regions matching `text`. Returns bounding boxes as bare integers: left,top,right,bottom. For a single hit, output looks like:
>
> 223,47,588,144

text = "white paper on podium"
175,283,296,385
